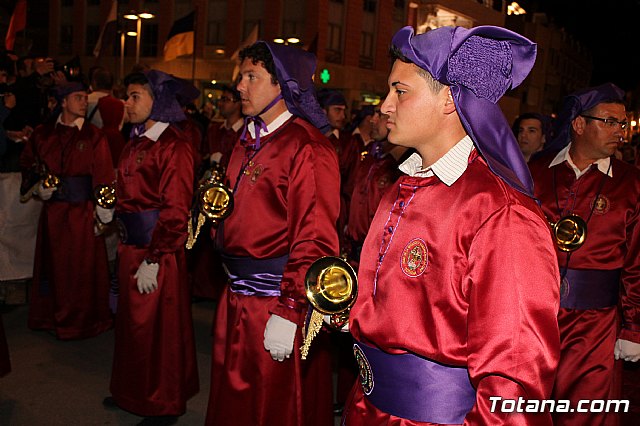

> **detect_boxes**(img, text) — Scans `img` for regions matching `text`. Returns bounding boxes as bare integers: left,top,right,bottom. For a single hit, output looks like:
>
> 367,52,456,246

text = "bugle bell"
186,164,234,249
94,184,117,209
20,163,60,203
549,214,587,252
301,256,358,360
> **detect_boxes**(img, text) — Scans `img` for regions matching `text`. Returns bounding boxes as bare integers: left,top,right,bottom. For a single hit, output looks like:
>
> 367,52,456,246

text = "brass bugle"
301,256,358,360
94,184,117,209
549,214,587,252
197,164,233,224
20,165,60,203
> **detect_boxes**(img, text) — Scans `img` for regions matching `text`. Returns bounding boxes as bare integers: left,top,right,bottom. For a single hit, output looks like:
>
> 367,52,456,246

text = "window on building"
326,23,342,63
85,25,100,56
360,31,374,69
60,25,73,55
207,21,225,45
364,0,377,13
141,23,158,58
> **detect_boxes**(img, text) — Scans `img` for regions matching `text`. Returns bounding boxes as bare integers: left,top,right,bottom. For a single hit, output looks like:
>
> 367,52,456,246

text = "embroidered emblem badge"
560,276,570,301
136,151,146,164
76,141,86,151
250,164,264,183
590,195,610,215
353,344,374,395
400,238,428,277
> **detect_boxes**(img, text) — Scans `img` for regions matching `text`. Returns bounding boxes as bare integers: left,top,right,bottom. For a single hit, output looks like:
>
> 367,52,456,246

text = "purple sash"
221,253,288,297
51,176,92,203
560,268,620,309
115,210,160,246
354,341,475,424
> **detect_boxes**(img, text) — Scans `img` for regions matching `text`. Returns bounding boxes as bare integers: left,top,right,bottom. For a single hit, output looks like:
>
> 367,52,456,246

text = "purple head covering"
392,25,537,196
52,81,86,103
256,41,331,134
544,83,625,153
174,77,201,108
144,69,186,123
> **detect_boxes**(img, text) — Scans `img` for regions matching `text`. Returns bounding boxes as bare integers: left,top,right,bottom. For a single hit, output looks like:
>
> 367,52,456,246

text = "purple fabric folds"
561,268,620,309
256,41,331,134
391,25,537,196
545,83,625,153
355,341,475,423
51,175,92,203
144,69,186,123
221,253,289,297
115,210,160,247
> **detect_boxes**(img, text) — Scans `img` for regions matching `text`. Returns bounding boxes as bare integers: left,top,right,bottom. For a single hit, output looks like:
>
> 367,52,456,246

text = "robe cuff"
270,296,307,325
619,323,640,344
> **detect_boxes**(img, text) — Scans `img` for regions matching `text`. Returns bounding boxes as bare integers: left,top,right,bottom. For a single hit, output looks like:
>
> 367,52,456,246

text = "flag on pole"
93,0,118,58
163,11,195,61
5,0,27,51
231,24,259,82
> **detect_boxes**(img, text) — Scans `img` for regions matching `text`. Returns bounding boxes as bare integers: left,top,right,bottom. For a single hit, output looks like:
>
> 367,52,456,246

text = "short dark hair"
123,72,152,98
389,45,445,94
220,84,241,102
239,43,278,85
92,68,114,91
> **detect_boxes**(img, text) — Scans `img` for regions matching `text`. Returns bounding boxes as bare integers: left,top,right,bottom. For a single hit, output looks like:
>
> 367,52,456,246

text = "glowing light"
273,38,285,44
287,37,300,44
507,2,526,15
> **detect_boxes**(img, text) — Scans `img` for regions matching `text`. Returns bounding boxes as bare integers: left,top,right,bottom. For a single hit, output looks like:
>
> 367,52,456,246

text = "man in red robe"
20,81,114,340
343,26,560,425
105,70,198,425
207,84,243,170
529,83,640,426
206,41,339,426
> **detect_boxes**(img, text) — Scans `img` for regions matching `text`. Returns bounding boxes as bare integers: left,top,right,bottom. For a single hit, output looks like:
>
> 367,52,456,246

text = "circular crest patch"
76,141,86,151
560,276,570,301
136,151,146,164
250,164,264,183
590,195,610,215
353,344,374,395
400,238,428,277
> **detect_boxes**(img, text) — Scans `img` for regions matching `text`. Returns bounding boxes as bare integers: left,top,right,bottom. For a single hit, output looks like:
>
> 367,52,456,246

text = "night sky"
523,0,640,92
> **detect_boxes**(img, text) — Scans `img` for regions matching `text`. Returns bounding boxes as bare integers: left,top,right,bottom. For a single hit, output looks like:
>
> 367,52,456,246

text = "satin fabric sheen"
347,154,560,425
20,121,114,339
529,154,640,426
110,125,198,416
206,117,339,426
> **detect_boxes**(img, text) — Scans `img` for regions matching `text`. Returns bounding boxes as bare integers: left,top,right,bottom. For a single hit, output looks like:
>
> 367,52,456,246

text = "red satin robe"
206,116,340,426
346,152,561,425
110,124,198,416
19,120,114,339
207,120,242,169
529,153,640,426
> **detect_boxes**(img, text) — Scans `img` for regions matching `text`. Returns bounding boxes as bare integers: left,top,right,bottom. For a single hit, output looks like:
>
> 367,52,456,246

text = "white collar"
549,142,612,179
399,135,474,186
331,128,340,139
56,115,84,130
247,110,293,139
230,118,244,132
139,122,170,142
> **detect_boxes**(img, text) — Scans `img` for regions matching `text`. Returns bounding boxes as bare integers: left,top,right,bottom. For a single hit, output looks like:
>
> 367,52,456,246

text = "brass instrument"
549,214,587,252
186,164,234,249
301,256,358,360
94,184,117,209
93,184,117,235
20,163,60,202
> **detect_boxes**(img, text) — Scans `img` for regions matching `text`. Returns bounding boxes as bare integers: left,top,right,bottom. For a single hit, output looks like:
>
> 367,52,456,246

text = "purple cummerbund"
355,341,475,424
561,268,621,309
115,210,160,247
51,176,92,203
221,253,289,297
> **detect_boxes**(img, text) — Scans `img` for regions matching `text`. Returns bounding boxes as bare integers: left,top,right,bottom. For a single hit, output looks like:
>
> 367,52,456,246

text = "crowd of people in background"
1,22,640,426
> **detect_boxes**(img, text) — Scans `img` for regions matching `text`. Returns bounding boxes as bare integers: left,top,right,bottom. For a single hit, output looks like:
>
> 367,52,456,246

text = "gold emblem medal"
401,238,428,277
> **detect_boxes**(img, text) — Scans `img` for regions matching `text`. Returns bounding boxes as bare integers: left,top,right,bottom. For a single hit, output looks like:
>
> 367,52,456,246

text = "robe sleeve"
464,204,560,425
619,197,640,343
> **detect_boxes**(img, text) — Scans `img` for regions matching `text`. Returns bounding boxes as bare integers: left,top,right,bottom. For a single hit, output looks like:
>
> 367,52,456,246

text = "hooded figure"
344,26,561,425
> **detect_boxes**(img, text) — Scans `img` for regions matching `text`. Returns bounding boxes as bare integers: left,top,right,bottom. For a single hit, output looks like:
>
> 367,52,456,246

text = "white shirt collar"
139,122,170,142
399,135,474,186
248,110,293,139
331,128,340,139
549,142,612,179
56,115,84,130
230,118,244,132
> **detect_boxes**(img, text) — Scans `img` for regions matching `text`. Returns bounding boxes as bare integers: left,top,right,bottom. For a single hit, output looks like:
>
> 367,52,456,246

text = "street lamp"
124,11,155,64
272,37,301,46
119,30,137,82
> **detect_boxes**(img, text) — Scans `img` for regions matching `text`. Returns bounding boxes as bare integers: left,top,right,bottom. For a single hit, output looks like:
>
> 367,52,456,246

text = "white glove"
36,182,57,200
133,260,159,294
96,206,115,224
209,152,223,164
614,339,640,362
263,314,297,362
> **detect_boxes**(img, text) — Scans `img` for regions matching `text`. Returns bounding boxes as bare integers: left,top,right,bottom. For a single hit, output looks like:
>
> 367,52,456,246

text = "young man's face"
62,91,88,120
236,58,281,117
381,60,446,149
218,90,240,119
370,108,390,142
124,83,153,124
573,102,626,160
517,118,545,158
325,105,347,130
